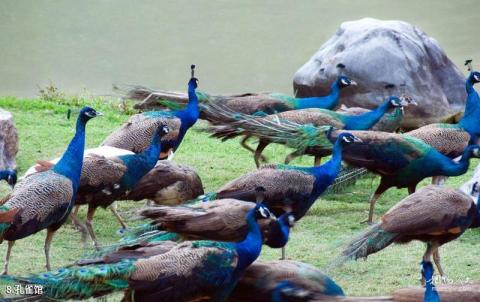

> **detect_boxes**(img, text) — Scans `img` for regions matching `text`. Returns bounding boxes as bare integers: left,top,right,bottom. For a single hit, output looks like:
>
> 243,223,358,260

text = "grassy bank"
0,96,479,298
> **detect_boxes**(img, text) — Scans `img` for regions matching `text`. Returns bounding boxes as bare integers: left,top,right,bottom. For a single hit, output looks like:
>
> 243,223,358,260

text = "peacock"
116,64,356,125
209,95,412,167
229,260,345,302
1,201,272,301
421,261,441,302
135,197,279,243
0,169,16,189
27,154,204,238
0,106,101,275
198,132,361,221
338,185,479,283
102,65,200,159
328,130,480,223
73,124,169,249
405,60,480,184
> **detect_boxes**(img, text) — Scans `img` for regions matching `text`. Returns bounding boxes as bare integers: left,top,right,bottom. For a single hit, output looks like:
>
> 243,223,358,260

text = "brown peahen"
338,185,479,284
0,107,101,274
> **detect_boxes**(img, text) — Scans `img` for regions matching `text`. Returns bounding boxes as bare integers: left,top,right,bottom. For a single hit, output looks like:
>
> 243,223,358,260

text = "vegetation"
0,96,478,298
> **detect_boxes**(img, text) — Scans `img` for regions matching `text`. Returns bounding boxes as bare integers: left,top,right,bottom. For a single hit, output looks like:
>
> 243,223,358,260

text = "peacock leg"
284,150,303,165
44,229,56,271
241,136,268,163
281,247,286,260
85,206,100,249
314,156,322,166
254,140,270,168
421,243,434,286
433,246,447,283
364,183,388,224
1,241,15,275
109,202,128,229
432,176,447,185
70,205,88,242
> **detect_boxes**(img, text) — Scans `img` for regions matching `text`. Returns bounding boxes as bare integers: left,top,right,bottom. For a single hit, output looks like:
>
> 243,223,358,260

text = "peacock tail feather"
325,166,372,194
0,259,136,300
0,205,12,236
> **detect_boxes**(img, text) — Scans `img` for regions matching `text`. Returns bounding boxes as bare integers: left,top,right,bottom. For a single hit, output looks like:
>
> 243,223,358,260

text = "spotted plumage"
339,185,479,280
329,130,480,223
102,74,200,159
0,107,101,274
229,260,344,302
2,203,268,302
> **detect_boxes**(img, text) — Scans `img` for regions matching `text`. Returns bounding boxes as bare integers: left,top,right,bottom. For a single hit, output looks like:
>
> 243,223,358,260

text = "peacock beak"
349,80,358,86
353,136,363,143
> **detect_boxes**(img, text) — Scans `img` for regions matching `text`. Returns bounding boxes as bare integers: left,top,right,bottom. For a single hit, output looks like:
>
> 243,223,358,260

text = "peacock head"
157,124,170,137
0,169,17,189
188,78,199,90
469,146,480,158
79,106,102,123
283,213,296,228
337,132,362,145
253,186,274,220
470,71,480,84
336,76,357,89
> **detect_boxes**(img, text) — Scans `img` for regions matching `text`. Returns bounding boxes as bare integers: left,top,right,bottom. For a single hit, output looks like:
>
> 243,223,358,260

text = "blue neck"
234,208,262,274
422,261,440,302
175,83,200,129
293,81,341,110
309,139,343,178
272,281,294,302
343,99,392,130
119,131,161,188
441,146,474,176
459,75,480,132
52,117,86,191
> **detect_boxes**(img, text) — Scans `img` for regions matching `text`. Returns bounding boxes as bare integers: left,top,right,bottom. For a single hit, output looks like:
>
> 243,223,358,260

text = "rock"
0,109,19,170
293,18,466,128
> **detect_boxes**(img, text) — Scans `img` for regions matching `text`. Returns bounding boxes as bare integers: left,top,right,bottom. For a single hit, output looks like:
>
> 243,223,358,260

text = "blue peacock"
0,169,17,189
116,63,356,126
72,124,170,249
208,94,412,166
328,129,480,223
406,60,480,185
102,65,200,159
199,132,361,221
0,107,101,274
1,202,272,301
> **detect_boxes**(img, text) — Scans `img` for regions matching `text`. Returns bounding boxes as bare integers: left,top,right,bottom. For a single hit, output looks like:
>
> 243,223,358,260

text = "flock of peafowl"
0,61,479,301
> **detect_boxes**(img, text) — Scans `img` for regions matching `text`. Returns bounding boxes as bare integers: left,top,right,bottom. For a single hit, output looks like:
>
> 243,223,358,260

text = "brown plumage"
229,260,345,302
138,198,279,243
407,124,470,158
101,114,181,158
340,185,479,279
125,161,204,205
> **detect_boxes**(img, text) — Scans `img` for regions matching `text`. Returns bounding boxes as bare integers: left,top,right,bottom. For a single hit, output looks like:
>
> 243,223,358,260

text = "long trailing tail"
203,102,332,150
113,84,210,110
0,259,136,301
328,224,396,270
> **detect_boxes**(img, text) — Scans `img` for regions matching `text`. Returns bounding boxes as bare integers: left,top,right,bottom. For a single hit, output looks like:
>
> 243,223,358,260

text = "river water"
0,0,478,98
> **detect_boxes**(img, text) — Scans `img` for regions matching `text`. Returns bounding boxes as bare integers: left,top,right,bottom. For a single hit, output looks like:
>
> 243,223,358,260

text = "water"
0,0,478,98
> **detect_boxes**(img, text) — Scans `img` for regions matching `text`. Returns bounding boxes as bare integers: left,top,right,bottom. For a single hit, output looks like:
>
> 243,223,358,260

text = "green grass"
0,96,479,298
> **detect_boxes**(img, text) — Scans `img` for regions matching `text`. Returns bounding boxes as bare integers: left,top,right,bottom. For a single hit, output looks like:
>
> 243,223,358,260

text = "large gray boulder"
0,109,19,170
293,18,466,128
